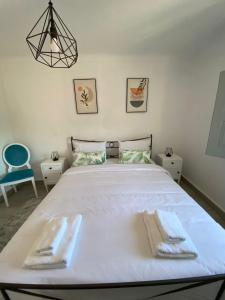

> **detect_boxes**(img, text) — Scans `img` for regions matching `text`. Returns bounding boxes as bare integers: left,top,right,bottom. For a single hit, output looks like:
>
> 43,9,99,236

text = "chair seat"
0,169,34,184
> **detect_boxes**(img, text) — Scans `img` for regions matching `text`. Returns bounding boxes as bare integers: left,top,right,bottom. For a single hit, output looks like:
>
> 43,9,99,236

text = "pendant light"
26,1,78,68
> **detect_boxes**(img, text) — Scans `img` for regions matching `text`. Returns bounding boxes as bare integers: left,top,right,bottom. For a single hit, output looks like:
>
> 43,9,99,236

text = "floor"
181,178,225,228
0,179,224,229
0,181,47,227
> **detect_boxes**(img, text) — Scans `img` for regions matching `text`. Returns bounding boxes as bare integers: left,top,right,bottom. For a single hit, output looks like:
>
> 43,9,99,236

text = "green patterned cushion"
120,150,151,164
72,151,106,166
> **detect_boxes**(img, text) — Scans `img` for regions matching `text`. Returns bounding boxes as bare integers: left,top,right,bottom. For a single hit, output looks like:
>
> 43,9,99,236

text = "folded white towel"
155,209,187,243
35,217,67,256
143,212,198,259
24,214,82,269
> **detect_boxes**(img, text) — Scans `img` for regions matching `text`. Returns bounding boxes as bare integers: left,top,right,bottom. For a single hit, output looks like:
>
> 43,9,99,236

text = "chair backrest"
2,143,31,171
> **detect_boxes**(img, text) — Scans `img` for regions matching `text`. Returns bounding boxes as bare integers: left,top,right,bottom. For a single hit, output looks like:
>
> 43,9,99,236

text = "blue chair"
0,143,38,207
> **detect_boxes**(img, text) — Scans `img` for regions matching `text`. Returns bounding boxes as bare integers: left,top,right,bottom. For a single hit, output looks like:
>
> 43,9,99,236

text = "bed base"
1,275,225,300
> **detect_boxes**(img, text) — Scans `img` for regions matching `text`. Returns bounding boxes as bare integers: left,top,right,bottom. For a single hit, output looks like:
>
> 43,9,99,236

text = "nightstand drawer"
163,159,181,169
42,164,62,173
43,172,61,184
156,153,182,184
167,167,181,180
41,157,67,191
43,169,62,177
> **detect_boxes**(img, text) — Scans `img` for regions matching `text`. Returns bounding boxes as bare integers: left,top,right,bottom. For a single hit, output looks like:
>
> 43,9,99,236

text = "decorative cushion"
72,140,106,153
72,151,106,167
0,169,34,184
120,150,151,164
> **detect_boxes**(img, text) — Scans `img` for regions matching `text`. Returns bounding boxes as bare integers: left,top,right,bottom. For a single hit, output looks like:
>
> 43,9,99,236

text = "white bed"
0,163,225,299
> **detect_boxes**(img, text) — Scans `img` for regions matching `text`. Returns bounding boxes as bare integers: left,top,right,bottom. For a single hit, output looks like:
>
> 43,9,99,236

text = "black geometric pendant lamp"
26,1,78,68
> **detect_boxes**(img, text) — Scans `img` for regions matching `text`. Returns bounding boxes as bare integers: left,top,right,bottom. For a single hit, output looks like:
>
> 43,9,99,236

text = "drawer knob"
177,171,180,174
49,167,52,170
171,162,174,165
45,176,47,179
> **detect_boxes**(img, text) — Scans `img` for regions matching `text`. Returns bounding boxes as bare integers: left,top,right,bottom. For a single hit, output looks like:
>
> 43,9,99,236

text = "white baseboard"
182,175,225,214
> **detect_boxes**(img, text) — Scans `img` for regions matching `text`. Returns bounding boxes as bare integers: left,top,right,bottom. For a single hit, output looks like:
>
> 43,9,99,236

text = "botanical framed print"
73,78,98,114
126,78,149,113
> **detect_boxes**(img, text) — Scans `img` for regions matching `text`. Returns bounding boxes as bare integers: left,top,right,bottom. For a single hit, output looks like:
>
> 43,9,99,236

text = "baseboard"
181,175,225,219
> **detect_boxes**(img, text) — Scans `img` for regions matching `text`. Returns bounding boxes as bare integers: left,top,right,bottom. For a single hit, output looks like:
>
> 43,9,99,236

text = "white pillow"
119,138,151,151
72,140,106,153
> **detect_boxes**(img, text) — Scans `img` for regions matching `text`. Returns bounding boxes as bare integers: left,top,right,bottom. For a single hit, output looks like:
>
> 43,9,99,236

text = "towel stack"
24,214,82,269
143,210,198,259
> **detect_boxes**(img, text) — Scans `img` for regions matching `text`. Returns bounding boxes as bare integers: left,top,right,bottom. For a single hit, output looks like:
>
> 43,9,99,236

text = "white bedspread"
0,164,225,285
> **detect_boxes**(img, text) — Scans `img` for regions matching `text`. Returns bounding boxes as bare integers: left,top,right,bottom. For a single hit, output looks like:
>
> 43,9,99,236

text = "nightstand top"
157,153,182,160
41,157,66,165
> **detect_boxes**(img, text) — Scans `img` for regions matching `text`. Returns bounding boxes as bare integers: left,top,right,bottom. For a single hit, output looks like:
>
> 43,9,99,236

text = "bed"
0,138,225,300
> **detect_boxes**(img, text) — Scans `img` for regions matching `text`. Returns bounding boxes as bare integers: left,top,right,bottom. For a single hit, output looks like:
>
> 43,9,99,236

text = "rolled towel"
143,212,198,259
24,214,82,269
35,217,67,256
155,209,186,243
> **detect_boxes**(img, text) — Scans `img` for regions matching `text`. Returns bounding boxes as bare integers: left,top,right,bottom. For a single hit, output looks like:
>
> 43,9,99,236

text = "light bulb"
50,37,60,53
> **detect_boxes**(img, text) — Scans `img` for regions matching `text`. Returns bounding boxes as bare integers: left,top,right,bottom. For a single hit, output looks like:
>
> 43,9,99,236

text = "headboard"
70,135,152,158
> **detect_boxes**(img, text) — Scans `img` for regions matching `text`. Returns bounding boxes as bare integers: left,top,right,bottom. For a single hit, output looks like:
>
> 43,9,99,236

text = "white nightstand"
155,153,182,183
41,157,67,192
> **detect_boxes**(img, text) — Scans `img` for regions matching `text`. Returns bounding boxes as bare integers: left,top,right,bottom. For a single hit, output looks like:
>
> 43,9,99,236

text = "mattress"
0,164,225,285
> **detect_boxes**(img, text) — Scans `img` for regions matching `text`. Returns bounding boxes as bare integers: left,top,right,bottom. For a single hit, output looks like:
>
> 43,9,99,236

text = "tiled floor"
0,179,224,229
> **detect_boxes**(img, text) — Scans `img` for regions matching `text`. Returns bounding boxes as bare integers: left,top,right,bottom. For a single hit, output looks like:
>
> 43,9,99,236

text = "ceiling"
0,0,225,57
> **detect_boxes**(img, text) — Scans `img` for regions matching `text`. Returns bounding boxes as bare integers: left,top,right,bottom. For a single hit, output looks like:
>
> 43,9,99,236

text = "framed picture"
126,78,149,113
73,78,98,114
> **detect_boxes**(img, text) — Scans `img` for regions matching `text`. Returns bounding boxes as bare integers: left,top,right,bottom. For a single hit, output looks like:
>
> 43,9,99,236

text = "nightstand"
41,157,67,192
155,153,182,184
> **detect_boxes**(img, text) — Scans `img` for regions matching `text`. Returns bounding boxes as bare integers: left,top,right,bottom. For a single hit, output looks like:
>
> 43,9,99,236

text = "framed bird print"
73,78,98,114
126,78,149,113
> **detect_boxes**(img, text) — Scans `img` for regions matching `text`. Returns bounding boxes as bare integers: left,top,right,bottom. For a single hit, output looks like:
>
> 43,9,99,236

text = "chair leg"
12,185,17,192
0,185,9,207
31,178,38,198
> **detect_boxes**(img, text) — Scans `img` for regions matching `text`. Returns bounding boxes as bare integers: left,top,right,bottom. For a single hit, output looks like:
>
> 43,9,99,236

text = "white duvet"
0,164,225,285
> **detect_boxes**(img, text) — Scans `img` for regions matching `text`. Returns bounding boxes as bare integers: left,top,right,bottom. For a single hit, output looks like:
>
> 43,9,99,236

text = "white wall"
174,49,225,211
0,54,183,179
0,79,13,176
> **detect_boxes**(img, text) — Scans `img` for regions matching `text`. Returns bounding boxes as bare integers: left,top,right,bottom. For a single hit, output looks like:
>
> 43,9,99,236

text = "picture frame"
73,78,98,114
126,78,149,113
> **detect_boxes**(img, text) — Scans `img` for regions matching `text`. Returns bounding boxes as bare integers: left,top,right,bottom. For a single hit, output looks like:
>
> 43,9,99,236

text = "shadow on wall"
206,70,225,159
